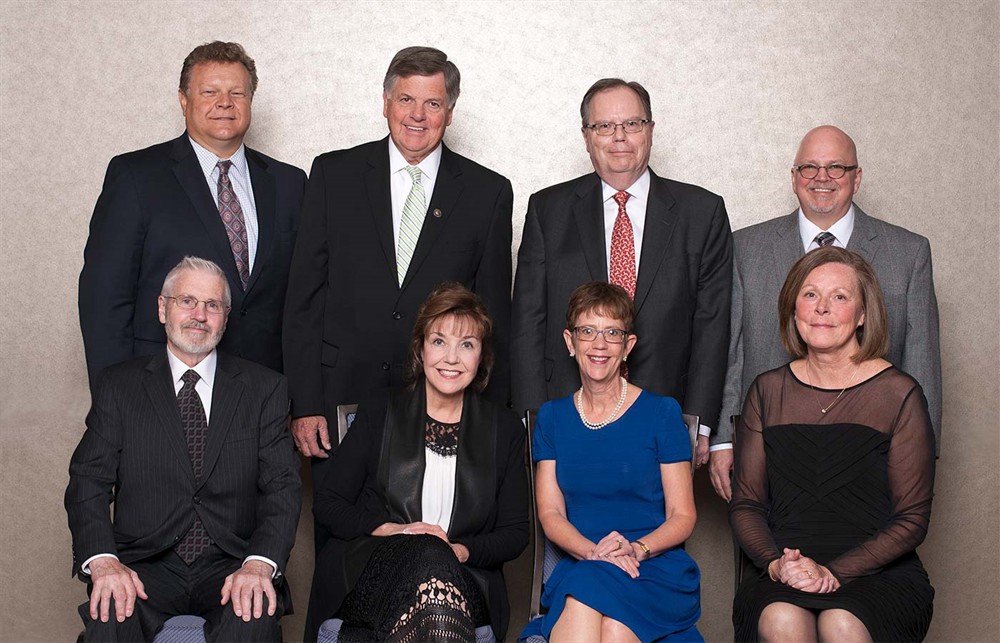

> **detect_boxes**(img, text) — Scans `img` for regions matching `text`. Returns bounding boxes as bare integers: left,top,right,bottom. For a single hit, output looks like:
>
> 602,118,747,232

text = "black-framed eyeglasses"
793,163,858,180
164,295,231,315
584,119,652,136
573,326,629,344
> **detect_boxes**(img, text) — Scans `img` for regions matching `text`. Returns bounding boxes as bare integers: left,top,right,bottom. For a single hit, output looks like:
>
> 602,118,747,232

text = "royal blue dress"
521,391,702,642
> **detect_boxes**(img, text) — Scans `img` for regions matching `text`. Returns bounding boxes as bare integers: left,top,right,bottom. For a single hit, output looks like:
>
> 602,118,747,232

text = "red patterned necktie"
174,369,210,564
610,190,637,298
815,231,837,248
217,160,250,289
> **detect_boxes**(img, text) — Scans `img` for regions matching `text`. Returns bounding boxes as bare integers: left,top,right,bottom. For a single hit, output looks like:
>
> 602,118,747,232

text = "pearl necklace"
805,360,861,414
576,377,628,430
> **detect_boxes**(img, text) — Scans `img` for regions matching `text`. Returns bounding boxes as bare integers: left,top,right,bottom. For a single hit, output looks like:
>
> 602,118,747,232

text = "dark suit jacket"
719,206,943,451
511,170,733,429
65,351,301,577
79,133,306,384
283,138,513,423
307,385,528,640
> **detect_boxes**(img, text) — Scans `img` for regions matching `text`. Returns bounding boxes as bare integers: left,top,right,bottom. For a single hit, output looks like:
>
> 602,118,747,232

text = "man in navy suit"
66,257,301,641
79,41,306,386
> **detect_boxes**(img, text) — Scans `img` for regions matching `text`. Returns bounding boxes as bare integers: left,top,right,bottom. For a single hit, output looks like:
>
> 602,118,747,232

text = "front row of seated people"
66,249,935,642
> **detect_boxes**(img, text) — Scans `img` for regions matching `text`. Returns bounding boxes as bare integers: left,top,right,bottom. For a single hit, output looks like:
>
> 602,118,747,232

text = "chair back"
336,404,359,444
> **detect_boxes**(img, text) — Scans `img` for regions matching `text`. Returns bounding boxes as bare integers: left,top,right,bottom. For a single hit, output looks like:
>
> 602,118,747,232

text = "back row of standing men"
73,39,941,631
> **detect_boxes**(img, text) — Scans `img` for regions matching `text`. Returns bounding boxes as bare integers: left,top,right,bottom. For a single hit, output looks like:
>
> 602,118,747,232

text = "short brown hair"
179,41,258,95
565,282,635,334
406,282,494,393
580,78,652,128
778,247,889,362
383,46,460,108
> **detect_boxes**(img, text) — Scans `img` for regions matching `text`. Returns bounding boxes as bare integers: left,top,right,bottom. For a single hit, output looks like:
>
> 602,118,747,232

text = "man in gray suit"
707,125,942,500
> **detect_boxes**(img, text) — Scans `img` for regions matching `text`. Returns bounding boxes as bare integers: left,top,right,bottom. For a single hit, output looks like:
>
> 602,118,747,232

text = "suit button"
174,535,181,541
381,362,390,371
240,309,247,317
392,311,402,320
193,496,201,504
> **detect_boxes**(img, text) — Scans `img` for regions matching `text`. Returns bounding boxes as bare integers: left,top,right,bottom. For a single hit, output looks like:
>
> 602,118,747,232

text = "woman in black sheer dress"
308,284,529,642
730,248,935,642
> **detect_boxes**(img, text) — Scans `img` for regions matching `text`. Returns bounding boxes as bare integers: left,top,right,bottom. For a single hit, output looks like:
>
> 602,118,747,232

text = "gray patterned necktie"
174,369,210,564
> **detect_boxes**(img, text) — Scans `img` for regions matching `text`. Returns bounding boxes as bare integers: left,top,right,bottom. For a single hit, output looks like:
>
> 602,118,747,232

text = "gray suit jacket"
718,206,942,452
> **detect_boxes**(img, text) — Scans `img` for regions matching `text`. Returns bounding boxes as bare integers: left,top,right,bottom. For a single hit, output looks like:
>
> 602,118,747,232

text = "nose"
612,123,627,142
191,301,209,321
814,295,831,314
592,330,610,347
443,344,460,363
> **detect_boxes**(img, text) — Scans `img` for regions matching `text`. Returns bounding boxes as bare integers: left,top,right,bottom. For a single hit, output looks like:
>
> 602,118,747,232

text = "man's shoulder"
245,146,306,181
531,173,599,203
734,212,797,242
310,138,385,168
106,135,183,169
652,173,724,204
441,145,510,186
856,208,931,247
218,352,286,388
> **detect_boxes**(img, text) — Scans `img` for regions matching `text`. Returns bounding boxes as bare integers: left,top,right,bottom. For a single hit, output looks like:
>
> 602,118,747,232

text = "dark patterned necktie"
217,160,250,289
815,231,837,248
174,369,210,564
610,191,637,298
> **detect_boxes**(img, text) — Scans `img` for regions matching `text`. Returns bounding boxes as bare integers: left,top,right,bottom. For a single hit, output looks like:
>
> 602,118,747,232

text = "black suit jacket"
79,133,306,384
283,138,513,421
65,351,301,577
511,170,733,428
307,384,528,640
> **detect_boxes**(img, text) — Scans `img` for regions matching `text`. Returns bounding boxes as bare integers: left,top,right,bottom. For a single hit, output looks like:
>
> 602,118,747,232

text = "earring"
569,351,575,357
623,355,628,362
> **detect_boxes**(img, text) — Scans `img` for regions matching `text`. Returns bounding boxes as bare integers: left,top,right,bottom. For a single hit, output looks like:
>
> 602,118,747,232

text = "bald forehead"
795,126,858,164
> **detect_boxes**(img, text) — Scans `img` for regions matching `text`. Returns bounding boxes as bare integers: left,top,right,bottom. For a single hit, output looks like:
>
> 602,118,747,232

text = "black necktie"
815,231,837,248
174,370,210,564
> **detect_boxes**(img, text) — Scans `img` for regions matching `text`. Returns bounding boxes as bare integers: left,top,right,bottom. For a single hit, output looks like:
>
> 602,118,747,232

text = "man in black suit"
79,41,306,386
283,46,513,464
66,257,301,642
511,78,732,457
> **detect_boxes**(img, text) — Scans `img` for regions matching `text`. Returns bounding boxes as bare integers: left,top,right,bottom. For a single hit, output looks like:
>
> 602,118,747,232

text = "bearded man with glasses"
512,78,733,471
708,125,942,502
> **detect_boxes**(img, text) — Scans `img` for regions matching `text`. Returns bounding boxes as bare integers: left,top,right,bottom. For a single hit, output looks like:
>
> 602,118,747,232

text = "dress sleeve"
532,402,557,461
654,396,692,464
729,377,781,569
827,384,936,583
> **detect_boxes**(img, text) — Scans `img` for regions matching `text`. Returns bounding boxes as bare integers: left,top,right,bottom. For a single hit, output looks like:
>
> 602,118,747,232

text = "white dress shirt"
600,169,650,274
798,205,856,251
389,138,443,247
189,137,260,272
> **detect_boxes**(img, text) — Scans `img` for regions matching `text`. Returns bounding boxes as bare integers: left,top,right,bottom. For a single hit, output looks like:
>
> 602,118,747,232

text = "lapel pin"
432,208,442,218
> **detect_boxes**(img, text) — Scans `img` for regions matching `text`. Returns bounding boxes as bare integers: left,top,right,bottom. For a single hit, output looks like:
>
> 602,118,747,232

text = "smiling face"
158,269,229,366
421,314,482,404
792,126,862,226
383,72,453,164
563,309,637,387
793,262,866,357
583,86,654,191
178,62,253,158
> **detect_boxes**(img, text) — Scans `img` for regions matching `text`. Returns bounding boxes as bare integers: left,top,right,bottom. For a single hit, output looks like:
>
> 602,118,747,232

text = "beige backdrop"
1,1,997,641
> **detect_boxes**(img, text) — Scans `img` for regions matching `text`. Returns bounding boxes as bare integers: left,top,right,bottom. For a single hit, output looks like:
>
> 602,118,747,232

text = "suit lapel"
245,148,276,296
169,134,243,289
198,354,243,490
364,138,398,283
846,205,879,264
449,391,495,537
381,386,427,523
143,353,193,477
572,174,607,282
634,171,677,312
400,144,463,291
773,211,804,269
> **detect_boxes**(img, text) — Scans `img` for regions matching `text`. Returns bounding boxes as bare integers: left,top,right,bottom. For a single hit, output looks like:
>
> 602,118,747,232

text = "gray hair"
383,46,461,108
580,78,653,128
161,256,232,306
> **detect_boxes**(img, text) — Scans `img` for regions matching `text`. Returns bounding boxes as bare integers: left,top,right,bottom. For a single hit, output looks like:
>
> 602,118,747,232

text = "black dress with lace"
337,416,488,643
730,365,936,642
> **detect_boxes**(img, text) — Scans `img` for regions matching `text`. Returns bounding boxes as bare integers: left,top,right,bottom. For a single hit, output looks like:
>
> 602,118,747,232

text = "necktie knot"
181,369,200,388
217,160,233,178
405,165,422,184
613,190,630,209
815,231,837,248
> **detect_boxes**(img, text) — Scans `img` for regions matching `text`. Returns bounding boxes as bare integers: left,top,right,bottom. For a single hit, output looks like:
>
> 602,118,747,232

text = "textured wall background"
1,0,997,640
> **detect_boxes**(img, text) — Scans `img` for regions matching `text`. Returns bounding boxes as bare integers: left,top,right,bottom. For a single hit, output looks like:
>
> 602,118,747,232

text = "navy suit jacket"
79,133,306,384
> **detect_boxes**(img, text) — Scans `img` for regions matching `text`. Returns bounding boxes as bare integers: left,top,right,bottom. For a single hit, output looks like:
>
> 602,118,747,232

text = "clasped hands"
373,521,470,563
87,557,277,624
768,547,840,593
586,530,641,579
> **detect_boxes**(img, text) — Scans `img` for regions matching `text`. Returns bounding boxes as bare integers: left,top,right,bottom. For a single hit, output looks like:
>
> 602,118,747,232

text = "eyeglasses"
573,326,629,343
584,119,652,136
165,295,230,315
793,163,858,180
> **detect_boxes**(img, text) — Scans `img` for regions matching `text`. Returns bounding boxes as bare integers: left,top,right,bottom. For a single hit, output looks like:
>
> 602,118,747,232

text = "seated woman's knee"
817,609,871,643
759,602,815,641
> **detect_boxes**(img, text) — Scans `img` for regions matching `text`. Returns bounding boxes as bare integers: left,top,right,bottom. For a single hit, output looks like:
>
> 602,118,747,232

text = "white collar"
388,138,443,178
600,168,651,202
797,204,856,251
166,346,218,389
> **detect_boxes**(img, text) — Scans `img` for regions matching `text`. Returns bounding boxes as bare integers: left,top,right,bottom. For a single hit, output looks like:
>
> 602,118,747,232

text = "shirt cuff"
81,553,119,575
709,442,733,452
698,424,711,437
242,555,279,578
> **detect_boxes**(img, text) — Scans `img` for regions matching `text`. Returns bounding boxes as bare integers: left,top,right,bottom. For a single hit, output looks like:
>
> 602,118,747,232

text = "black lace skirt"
338,534,488,642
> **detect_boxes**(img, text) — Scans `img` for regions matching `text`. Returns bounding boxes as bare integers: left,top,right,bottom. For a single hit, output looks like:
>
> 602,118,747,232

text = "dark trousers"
79,546,286,642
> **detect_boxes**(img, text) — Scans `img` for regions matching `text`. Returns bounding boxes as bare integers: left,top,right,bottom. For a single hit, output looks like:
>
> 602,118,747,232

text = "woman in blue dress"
522,282,702,642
